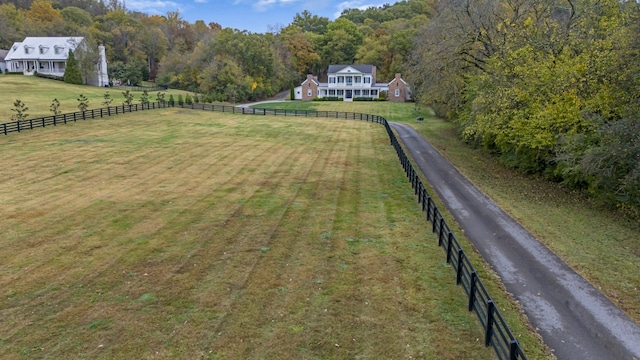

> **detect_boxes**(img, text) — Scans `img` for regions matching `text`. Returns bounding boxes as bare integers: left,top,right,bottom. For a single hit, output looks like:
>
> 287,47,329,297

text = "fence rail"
0,101,526,360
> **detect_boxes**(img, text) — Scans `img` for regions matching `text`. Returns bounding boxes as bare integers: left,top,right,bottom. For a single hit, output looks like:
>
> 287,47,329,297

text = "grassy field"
256,100,640,327
0,76,192,121
0,106,559,359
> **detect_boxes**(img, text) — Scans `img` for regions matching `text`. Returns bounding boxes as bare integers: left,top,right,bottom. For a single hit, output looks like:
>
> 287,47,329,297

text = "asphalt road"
390,122,640,360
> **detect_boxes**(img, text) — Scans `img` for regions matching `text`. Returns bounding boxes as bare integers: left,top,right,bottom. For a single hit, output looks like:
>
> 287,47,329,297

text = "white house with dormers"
294,64,410,102
4,37,109,87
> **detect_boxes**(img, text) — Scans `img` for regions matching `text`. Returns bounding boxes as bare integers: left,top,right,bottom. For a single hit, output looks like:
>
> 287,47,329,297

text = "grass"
0,108,557,359
256,101,640,327
0,76,193,121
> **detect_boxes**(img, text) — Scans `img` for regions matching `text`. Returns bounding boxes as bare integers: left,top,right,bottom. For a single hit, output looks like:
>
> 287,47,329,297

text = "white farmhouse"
294,64,410,102
4,37,109,87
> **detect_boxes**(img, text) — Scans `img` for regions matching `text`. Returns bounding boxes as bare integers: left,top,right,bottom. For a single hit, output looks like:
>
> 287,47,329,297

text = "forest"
1,0,639,216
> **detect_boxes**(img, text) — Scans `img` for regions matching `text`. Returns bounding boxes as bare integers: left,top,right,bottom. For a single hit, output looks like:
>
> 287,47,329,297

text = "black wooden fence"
1,101,527,360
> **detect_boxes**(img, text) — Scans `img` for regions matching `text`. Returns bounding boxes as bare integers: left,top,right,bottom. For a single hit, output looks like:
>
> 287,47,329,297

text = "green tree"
50,98,61,115
185,94,193,105
11,99,29,121
122,90,133,105
77,94,89,111
63,50,83,85
156,92,166,105
139,89,149,105
290,83,295,100
102,91,113,107
168,94,175,106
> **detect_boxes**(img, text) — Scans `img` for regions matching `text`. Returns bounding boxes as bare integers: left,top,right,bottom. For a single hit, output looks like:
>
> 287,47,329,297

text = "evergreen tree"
290,84,295,100
63,50,83,85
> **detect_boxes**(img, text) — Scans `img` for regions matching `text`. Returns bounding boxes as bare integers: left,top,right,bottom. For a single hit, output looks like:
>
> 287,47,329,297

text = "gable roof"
328,64,375,74
5,37,84,61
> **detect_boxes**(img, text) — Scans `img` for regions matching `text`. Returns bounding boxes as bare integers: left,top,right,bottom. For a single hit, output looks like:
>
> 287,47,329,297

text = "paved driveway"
390,122,640,360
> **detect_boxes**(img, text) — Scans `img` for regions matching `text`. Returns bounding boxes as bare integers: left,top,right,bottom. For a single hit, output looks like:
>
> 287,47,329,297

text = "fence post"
485,300,495,347
53,116,56,126
438,217,445,245
468,271,477,311
456,249,464,284
3,124,6,135
17,121,20,132
509,340,520,360
446,232,454,263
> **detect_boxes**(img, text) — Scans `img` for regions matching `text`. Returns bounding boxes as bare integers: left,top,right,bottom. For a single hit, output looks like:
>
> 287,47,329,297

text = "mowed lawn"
0,109,508,359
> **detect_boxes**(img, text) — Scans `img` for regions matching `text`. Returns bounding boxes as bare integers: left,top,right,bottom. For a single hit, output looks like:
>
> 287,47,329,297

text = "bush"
35,72,64,81
177,94,184,105
185,94,193,105
353,97,373,101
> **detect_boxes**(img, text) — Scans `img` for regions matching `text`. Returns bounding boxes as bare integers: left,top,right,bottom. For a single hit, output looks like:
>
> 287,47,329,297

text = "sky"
124,0,388,33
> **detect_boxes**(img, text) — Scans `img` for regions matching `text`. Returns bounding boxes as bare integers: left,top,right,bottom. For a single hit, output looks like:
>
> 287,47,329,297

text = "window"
363,90,369,96
364,77,371,84
395,89,400,97
337,90,344,96
346,76,353,85
355,76,361,83
371,90,378,96
54,46,65,55
39,46,49,54
318,89,321,96
354,90,361,96
329,77,336,84
329,90,335,96
337,76,344,83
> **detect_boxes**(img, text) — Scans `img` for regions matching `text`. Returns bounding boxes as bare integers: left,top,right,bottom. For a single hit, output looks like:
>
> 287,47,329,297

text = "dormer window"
54,46,65,55
39,46,49,54
24,45,33,54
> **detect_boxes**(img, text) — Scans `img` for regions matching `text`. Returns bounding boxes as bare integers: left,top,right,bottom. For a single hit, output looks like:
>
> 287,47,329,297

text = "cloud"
194,0,207,3
333,1,386,19
252,0,299,12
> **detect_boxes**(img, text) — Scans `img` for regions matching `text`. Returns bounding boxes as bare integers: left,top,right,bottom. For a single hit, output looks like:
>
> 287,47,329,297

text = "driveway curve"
390,122,640,360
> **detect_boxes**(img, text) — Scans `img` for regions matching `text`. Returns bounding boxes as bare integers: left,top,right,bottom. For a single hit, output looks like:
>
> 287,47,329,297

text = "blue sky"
125,0,387,33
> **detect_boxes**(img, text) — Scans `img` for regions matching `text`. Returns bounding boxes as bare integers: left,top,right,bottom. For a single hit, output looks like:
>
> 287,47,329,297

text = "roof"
5,37,84,61
0,49,8,61
328,64,375,74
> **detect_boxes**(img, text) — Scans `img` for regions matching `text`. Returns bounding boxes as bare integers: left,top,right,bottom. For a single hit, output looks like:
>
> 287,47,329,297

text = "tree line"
410,0,640,218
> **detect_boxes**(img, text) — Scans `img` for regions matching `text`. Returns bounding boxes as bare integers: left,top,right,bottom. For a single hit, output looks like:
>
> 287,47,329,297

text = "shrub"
177,94,184,105
168,94,175,106
185,94,193,105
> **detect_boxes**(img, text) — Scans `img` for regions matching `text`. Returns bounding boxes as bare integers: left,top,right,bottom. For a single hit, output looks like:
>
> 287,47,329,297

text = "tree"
122,89,133,105
11,99,29,121
290,83,295,100
77,94,89,111
50,98,61,115
63,50,83,85
139,89,149,105
102,91,113,107
156,92,166,105
322,18,363,65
